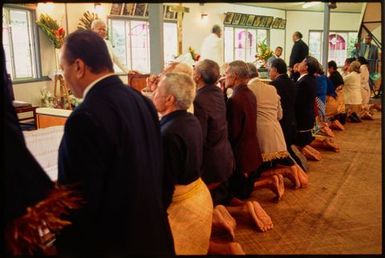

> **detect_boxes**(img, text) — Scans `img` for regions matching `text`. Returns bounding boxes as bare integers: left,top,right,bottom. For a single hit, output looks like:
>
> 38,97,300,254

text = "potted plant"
255,39,273,78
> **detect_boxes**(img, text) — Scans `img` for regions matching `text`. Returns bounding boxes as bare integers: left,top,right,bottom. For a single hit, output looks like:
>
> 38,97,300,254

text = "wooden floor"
237,111,382,254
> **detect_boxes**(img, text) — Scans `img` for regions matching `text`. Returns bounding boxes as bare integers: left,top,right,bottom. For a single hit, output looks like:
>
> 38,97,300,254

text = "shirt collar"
83,73,115,99
298,73,308,81
160,110,187,127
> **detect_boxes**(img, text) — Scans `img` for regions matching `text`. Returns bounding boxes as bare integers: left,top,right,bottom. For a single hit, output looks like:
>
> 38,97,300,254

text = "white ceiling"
240,2,364,13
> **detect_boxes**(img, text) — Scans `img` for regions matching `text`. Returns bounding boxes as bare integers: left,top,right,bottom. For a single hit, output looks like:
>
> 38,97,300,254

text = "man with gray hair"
200,25,224,67
91,19,130,74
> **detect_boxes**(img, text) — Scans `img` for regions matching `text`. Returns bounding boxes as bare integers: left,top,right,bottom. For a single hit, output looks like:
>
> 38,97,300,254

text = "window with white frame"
2,6,40,81
224,26,268,63
309,31,358,67
109,18,177,73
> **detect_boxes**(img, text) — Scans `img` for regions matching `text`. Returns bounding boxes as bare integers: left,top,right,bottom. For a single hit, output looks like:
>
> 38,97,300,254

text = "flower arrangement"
255,39,273,68
188,47,200,62
36,14,65,49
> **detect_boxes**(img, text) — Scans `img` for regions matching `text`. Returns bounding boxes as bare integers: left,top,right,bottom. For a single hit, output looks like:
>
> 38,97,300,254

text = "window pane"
130,21,150,73
224,27,234,63
309,31,322,62
256,29,267,45
234,28,246,61
328,32,347,67
2,10,13,77
10,9,33,79
110,19,131,70
246,29,256,62
163,23,177,64
347,32,358,59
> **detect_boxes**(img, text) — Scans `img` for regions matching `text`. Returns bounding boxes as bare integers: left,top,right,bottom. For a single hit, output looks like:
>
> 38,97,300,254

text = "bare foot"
302,145,322,161
295,165,309,188
208,240,246,255
361,112,374,120
276,174,285,200
330,120,345,131
212,205,236,240
246,201,273,232
283,166,301,189
320,124,335,137
323,138,340,152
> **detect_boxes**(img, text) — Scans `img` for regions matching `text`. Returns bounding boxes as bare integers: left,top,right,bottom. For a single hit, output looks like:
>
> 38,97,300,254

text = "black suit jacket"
57,75,174,255
294,74,316,130
289,39,309,68
226,85,262,174
193,84,234,184
270,74,297,146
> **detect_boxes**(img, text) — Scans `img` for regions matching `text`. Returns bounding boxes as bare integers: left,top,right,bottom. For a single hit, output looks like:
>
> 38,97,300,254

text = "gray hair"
246,62,258,79
349,61,361,73
195,59,220,84
91,19,106,30
228,60,250,80
162,72,196,110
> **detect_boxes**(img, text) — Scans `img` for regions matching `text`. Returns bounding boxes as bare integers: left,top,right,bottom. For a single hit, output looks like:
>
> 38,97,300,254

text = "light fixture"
302,2,321,9
201,13,208,22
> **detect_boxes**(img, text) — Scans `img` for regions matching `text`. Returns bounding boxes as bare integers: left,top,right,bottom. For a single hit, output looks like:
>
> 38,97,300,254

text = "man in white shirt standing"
200,25,224,67
91,19,130,74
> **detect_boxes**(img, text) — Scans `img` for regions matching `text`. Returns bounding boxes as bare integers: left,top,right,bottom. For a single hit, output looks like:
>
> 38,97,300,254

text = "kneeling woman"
152,73,213,255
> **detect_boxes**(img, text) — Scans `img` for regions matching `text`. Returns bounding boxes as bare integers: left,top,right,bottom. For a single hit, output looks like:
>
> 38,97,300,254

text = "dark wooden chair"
7,73,37,129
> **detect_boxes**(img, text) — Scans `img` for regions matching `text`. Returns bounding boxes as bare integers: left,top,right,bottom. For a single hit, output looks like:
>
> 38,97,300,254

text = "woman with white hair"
343,61,362,122
91,19,130,74
152,72,213,254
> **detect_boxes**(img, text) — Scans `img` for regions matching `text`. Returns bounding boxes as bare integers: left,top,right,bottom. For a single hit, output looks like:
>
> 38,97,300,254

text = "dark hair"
304,56,319,76
63,30,113,73
328,60,337,70
271,58,287,74
246,62,258,78
345,57,356,65
357,56,368,65
294,31,303,39
212,25,221,34
276,46,283,51
195,59,220,84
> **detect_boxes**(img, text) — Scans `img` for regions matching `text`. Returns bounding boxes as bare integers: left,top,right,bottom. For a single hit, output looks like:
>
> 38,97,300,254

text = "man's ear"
165,94,176,107
74,59,86,79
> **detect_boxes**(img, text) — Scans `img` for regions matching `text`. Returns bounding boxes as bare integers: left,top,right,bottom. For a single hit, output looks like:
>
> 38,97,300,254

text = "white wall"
285,11,361,62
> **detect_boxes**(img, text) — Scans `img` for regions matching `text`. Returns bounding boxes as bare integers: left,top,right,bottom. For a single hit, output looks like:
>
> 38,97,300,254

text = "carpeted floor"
236,111,382,254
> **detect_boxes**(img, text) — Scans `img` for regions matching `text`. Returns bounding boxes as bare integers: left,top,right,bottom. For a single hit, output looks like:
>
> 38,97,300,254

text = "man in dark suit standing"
289,31,309,72
56,30,174,255
358,34,379,77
